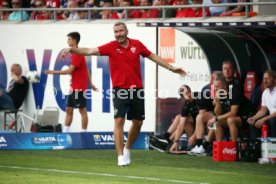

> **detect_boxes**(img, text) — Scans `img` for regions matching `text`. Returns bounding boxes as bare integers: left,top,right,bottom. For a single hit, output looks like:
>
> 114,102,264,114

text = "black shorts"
67,91,86,108
112,87,145,120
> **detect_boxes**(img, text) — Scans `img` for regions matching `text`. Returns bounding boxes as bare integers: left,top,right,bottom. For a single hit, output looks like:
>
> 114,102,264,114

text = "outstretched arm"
62,47,100,57
45,65,75,75
147,53,186,77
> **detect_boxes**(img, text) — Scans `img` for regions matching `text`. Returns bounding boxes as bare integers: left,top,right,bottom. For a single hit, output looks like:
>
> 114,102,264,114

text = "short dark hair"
178,84,191,98
67,32,80,44
222,60,236,70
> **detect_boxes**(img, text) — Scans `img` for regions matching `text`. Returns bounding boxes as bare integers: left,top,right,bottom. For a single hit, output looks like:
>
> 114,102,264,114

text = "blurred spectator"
113,0,125,17
78,10,88,19
41,5,54,19
220,0,247,16
83,0,102,19
101,4,120,19
30,0,46,20
121,0,141,18
140,0,159,18
85,0,103,7
175,0,189,18
31,0,64,20
153,0,176,18
8,0,29,21
114,0,140,6
46,0,60,8
204,0,229,16
247,70,276,140
76,0,89,19
61,0,68,7
66,0,81,20
0,0,11,20
176,0,211,18
113,0,124,7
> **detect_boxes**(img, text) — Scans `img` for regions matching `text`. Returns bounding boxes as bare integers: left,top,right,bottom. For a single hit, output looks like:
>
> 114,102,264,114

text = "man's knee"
132,119,143,127
66,108,74,115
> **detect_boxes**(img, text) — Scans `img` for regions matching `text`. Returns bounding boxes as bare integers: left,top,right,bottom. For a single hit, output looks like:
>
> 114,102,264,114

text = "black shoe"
149,135,169,152
152,135,169,144
206,144,213,157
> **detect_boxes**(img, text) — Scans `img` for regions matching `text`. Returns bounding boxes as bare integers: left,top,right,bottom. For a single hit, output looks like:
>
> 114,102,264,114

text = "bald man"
0,64,29,110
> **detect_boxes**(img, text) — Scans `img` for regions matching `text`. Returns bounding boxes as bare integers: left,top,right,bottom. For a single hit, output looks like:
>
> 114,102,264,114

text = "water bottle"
144,135,149,151
261,124,269,142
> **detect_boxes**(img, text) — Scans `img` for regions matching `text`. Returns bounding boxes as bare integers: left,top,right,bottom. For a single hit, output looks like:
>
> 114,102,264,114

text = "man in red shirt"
62,22,186,166
45,32,97,132
176,0,211,18
140,0,159,18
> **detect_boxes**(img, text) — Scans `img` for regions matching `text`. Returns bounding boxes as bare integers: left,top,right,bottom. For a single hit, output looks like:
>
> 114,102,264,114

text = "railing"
0,2,276,22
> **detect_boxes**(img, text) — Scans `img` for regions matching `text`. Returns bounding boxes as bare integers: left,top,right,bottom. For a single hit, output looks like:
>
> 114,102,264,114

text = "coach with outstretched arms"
62,22,186,166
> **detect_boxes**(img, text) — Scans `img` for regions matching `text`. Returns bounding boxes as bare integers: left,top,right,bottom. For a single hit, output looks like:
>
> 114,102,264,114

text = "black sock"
196,139,203,147
203,141,211,150
163,132,171,142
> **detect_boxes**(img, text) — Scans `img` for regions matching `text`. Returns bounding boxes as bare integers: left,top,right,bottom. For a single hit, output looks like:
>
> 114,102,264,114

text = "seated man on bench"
0,63,29,110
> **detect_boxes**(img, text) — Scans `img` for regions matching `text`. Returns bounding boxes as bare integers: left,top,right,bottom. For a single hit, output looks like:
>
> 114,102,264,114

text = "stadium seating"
244,71,259,100
0,109,21,132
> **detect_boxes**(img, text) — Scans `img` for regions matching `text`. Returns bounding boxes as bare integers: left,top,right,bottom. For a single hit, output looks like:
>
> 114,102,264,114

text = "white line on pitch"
0,165,209,184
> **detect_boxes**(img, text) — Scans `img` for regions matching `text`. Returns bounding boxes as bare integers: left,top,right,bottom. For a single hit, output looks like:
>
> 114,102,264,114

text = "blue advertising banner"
82,132,150,149
0,132,152,150
0,133,83,150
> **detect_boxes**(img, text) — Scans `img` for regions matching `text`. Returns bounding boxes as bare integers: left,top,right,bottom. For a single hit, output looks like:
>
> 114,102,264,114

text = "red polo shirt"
70,53,89,91
98,38,152,89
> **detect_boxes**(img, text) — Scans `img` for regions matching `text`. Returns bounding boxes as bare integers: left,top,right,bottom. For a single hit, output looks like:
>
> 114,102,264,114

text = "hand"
91,84,99,92
247,117,255,125
61,48,71,59
170,142,178,152
254,119,264,128
171,67,187,77
212,98,218,106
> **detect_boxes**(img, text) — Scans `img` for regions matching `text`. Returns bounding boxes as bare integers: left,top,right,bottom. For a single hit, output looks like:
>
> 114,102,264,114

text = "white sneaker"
193,145,206,156
118,155,126,166
188,145,199,155
123,147,131,165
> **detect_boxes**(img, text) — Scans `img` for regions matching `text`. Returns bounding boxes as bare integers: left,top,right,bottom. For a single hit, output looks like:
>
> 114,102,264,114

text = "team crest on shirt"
130,46,136,53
